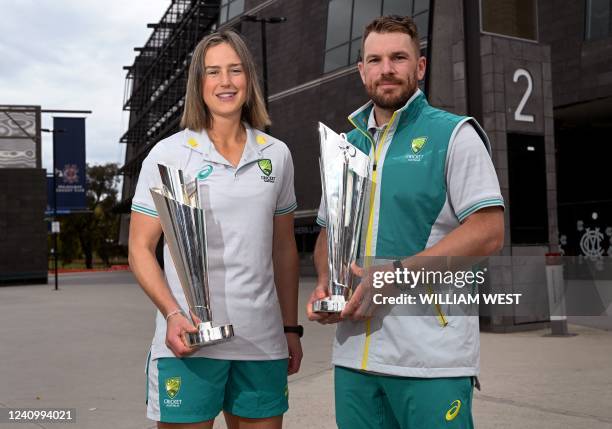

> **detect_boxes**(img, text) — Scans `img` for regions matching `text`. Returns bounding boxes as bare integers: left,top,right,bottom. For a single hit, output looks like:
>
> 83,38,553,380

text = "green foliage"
56,163,125,268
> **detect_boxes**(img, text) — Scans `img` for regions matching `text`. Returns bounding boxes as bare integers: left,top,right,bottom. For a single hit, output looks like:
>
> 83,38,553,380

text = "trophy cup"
150,164,234,347
313,123,371,313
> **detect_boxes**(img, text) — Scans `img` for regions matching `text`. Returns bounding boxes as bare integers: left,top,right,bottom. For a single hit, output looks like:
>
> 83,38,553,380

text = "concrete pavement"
0,271,610,428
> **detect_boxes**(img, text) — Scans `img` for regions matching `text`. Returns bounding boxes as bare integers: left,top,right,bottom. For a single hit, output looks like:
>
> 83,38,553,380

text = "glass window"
413,12,428,41
219,5,228,24
414,0,429,14
219,0,244,24
481,0,538,40
228,0,244,21
352,0,382,39
325,0,352,49
350,37,362,63
383,0,413,16
585,0,612,40
324,44,350,73
324,0,428,73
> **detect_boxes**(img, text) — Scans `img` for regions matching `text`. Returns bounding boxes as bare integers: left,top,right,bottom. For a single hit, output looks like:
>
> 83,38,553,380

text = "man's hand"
306,280,343,324
286,333,303,375
341,262,393,321
165,313,199,357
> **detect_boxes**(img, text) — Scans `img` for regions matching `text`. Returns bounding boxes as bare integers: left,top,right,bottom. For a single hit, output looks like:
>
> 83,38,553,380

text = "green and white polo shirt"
317,90,504,377
132,125,297,361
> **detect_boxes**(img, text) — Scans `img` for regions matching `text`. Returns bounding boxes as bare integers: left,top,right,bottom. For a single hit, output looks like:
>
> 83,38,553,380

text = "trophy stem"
192,305,213,323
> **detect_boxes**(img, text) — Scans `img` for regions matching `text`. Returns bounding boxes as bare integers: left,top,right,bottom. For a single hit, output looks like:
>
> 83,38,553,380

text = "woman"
129,29,302,429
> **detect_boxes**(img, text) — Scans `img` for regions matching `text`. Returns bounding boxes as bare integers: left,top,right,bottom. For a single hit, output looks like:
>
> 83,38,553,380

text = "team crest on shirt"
163,377,182,407
408,136,427,161
258,159,275,183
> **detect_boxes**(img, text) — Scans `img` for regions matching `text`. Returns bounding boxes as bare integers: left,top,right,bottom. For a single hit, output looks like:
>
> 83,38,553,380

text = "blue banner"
46,117,87,214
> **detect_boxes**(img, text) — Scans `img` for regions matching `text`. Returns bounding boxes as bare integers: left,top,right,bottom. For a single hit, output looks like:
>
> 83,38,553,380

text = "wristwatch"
283,325,304,337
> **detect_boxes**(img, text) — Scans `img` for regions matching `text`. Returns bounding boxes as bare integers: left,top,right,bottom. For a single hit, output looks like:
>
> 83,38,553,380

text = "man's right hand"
306,281,343,324
165,313,199,357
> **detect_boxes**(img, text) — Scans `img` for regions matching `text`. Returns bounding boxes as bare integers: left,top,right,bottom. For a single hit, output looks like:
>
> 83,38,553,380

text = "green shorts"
335,366,474,429
146,355,289,424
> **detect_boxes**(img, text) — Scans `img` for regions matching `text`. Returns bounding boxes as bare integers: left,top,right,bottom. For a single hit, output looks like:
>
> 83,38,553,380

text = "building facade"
0,105,47,284
119,0,612,330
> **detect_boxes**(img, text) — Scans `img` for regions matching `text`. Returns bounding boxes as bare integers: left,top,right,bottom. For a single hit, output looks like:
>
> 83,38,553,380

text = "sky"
0,0,169,172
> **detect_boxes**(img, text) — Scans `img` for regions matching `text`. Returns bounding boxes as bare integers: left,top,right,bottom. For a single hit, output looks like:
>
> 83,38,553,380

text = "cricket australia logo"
164,377,182,407
258,159,275,183
408,136,427,161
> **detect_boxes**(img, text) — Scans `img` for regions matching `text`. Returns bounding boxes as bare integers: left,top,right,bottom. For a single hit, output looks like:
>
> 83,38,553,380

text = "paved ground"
0,271,611,428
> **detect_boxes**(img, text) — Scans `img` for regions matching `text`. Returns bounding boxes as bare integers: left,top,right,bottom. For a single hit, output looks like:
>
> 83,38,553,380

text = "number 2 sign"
513,69,535,123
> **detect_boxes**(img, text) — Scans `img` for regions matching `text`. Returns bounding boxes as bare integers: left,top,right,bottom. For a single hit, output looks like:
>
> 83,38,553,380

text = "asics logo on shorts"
445,399,461,421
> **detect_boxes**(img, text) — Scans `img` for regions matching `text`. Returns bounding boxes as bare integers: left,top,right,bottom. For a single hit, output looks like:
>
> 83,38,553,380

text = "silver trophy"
313,123,371,313
150,164,233,347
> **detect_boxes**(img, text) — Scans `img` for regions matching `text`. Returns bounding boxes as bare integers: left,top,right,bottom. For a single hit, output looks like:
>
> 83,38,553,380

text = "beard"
366,70,419,111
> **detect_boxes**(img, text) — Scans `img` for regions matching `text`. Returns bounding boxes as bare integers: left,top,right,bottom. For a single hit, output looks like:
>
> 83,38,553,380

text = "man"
307,15,504,429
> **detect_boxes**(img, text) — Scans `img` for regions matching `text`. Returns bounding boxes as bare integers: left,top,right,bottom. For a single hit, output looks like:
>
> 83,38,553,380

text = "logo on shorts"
197,165,213,180
445,399,461,421
165,377,181,399
258,159,275,183
284,384,289,398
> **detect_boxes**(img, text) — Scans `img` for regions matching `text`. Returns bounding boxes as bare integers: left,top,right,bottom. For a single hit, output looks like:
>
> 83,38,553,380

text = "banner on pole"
46,117,87,215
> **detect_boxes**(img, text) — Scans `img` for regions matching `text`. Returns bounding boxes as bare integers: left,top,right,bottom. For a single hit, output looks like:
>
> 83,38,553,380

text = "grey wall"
0,168,47,283
539,0,612,108
428,0,468,115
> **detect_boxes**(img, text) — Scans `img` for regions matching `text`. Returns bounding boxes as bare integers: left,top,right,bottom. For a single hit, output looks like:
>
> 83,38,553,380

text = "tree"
60,163,123,268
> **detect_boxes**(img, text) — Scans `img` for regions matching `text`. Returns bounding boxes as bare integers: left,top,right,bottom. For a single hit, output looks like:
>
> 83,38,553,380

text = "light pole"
242,14,287,114
42,127,64,291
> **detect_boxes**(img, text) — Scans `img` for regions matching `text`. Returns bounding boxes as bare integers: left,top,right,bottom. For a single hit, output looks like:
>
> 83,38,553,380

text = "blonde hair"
180,29,271,130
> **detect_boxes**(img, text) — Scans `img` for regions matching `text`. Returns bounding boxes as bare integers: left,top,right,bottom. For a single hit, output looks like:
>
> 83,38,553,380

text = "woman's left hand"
285,333,303,375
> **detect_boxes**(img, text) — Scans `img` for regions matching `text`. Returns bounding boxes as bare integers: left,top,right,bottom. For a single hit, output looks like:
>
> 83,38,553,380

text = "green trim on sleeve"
132,203,159,218
315,216,327,227
457,198,504,222
274,201,297,216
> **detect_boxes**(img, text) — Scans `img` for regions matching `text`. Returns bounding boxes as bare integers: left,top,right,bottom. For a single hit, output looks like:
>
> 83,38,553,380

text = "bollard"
544,253,575,337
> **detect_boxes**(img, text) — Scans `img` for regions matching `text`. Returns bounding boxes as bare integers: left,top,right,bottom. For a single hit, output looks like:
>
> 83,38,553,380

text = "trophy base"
313,297,347,313
187,322,234,348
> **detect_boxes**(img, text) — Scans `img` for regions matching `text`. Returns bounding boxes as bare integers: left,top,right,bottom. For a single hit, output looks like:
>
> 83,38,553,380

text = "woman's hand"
165,313,199,357
285,333,303,375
